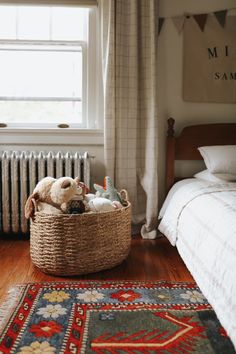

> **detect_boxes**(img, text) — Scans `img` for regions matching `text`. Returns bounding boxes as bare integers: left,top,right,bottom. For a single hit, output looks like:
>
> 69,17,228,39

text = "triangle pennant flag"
214,9,227,28
193,13,208,31
172,16,185,33
158,17,165,35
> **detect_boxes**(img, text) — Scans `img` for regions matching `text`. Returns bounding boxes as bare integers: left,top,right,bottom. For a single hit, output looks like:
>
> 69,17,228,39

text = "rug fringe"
0,285,25,333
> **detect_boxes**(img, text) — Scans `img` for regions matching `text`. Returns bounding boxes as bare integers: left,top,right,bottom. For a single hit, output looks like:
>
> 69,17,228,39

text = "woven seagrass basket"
30,202,131,276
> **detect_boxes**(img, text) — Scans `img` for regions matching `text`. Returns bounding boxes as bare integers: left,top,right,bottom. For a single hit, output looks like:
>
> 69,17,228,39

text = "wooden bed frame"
166,117,236,192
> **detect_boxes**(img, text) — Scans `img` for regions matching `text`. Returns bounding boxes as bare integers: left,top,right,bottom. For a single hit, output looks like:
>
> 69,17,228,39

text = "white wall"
157,0,236,204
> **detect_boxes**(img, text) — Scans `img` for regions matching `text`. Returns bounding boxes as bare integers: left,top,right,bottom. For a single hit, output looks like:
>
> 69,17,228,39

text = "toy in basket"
25,176,131,276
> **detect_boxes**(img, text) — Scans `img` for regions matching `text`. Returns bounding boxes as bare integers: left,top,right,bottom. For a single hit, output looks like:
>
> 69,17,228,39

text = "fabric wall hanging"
183,15,236,103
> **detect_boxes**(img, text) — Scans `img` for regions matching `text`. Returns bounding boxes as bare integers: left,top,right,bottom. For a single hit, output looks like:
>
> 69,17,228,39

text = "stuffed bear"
25,176,77,218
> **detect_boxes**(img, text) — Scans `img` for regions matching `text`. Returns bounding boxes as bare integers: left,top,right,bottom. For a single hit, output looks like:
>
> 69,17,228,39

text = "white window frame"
0,6,103,145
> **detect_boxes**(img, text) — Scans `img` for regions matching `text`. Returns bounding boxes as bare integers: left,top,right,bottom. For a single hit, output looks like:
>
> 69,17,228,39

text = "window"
0,5,101,129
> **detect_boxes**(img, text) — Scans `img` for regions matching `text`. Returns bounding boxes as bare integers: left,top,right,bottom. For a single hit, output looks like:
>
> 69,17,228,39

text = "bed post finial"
167,117,175,137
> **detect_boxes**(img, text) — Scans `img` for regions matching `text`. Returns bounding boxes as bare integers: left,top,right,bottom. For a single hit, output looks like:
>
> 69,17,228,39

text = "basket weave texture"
30,202,131,276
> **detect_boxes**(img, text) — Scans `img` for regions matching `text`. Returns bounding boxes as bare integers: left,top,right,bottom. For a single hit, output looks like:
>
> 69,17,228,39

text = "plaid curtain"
100,0,159,239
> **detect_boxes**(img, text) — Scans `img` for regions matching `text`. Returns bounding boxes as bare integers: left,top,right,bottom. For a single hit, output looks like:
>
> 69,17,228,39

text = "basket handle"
120,189,129,206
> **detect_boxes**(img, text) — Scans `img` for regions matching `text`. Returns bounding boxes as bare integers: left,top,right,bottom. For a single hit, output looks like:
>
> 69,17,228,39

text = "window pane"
0,6,17,39
51,7,87,40
0,101,82,125
17,6,50,40
0,5,88,41
0,47,82,98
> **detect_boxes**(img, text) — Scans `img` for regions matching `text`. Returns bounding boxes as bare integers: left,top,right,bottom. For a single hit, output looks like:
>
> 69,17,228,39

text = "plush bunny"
25,176,77,218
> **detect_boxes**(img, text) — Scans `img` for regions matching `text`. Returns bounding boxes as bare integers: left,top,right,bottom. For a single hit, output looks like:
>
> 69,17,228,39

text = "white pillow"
194,169,236,182
198,145,236,174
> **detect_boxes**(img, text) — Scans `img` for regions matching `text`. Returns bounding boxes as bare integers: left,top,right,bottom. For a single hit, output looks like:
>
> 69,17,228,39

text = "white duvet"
158,179,236,348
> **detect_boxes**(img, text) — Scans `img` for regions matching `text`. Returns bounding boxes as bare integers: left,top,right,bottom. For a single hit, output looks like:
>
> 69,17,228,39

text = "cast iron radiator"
0,151,90,235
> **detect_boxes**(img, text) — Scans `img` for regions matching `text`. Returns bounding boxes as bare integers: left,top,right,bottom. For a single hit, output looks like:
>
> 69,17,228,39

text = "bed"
158,118,236,349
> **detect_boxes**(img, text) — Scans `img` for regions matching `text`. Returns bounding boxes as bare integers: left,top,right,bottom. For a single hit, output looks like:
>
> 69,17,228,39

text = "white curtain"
100,0,159,239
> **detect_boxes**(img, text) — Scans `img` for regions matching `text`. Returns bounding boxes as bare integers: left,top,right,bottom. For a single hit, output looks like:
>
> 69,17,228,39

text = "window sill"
0,128,104,146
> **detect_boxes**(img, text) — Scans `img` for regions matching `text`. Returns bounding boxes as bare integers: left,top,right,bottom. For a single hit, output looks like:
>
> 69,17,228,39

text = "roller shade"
0,0,97,6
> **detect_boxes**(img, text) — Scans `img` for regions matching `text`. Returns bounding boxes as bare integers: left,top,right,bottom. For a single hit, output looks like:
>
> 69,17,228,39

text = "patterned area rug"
0,281,235,353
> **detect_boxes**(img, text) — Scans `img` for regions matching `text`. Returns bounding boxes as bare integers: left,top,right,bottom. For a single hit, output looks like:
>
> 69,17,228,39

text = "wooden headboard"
166,117,236,192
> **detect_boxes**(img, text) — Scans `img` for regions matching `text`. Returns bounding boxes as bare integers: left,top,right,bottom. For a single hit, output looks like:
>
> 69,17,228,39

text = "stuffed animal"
88,197,122,213
94,176,122,203
65,199,85,214
74,178,90,195
84,193,96,212
65,179,89,214
25,176,78,218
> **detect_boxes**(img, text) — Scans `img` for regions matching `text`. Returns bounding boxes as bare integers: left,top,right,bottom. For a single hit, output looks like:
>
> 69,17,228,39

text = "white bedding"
158,179,236,348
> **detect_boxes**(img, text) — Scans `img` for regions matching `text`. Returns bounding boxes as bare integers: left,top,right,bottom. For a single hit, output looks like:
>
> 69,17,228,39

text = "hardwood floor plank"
0,235,194,302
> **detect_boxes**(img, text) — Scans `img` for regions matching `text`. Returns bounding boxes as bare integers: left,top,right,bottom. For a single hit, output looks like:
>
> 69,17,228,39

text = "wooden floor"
0,235,193,302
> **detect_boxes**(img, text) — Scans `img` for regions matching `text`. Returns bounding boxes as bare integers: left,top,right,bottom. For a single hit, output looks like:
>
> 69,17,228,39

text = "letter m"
230,73,236,80
208,47,218,59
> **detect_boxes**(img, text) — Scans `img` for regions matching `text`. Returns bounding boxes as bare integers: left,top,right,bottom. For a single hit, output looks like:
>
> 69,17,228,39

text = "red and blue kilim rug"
0,281,235,353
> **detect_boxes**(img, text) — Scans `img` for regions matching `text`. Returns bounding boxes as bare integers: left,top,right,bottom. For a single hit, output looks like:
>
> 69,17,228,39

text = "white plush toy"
88,197,122,213
25,176,77,218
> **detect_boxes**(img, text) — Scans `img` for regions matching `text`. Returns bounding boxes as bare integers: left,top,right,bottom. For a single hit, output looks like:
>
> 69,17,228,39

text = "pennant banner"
193,14,208,31
158,17,165,35
162,7,234,34
214,9,228,28
172,16,185,33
